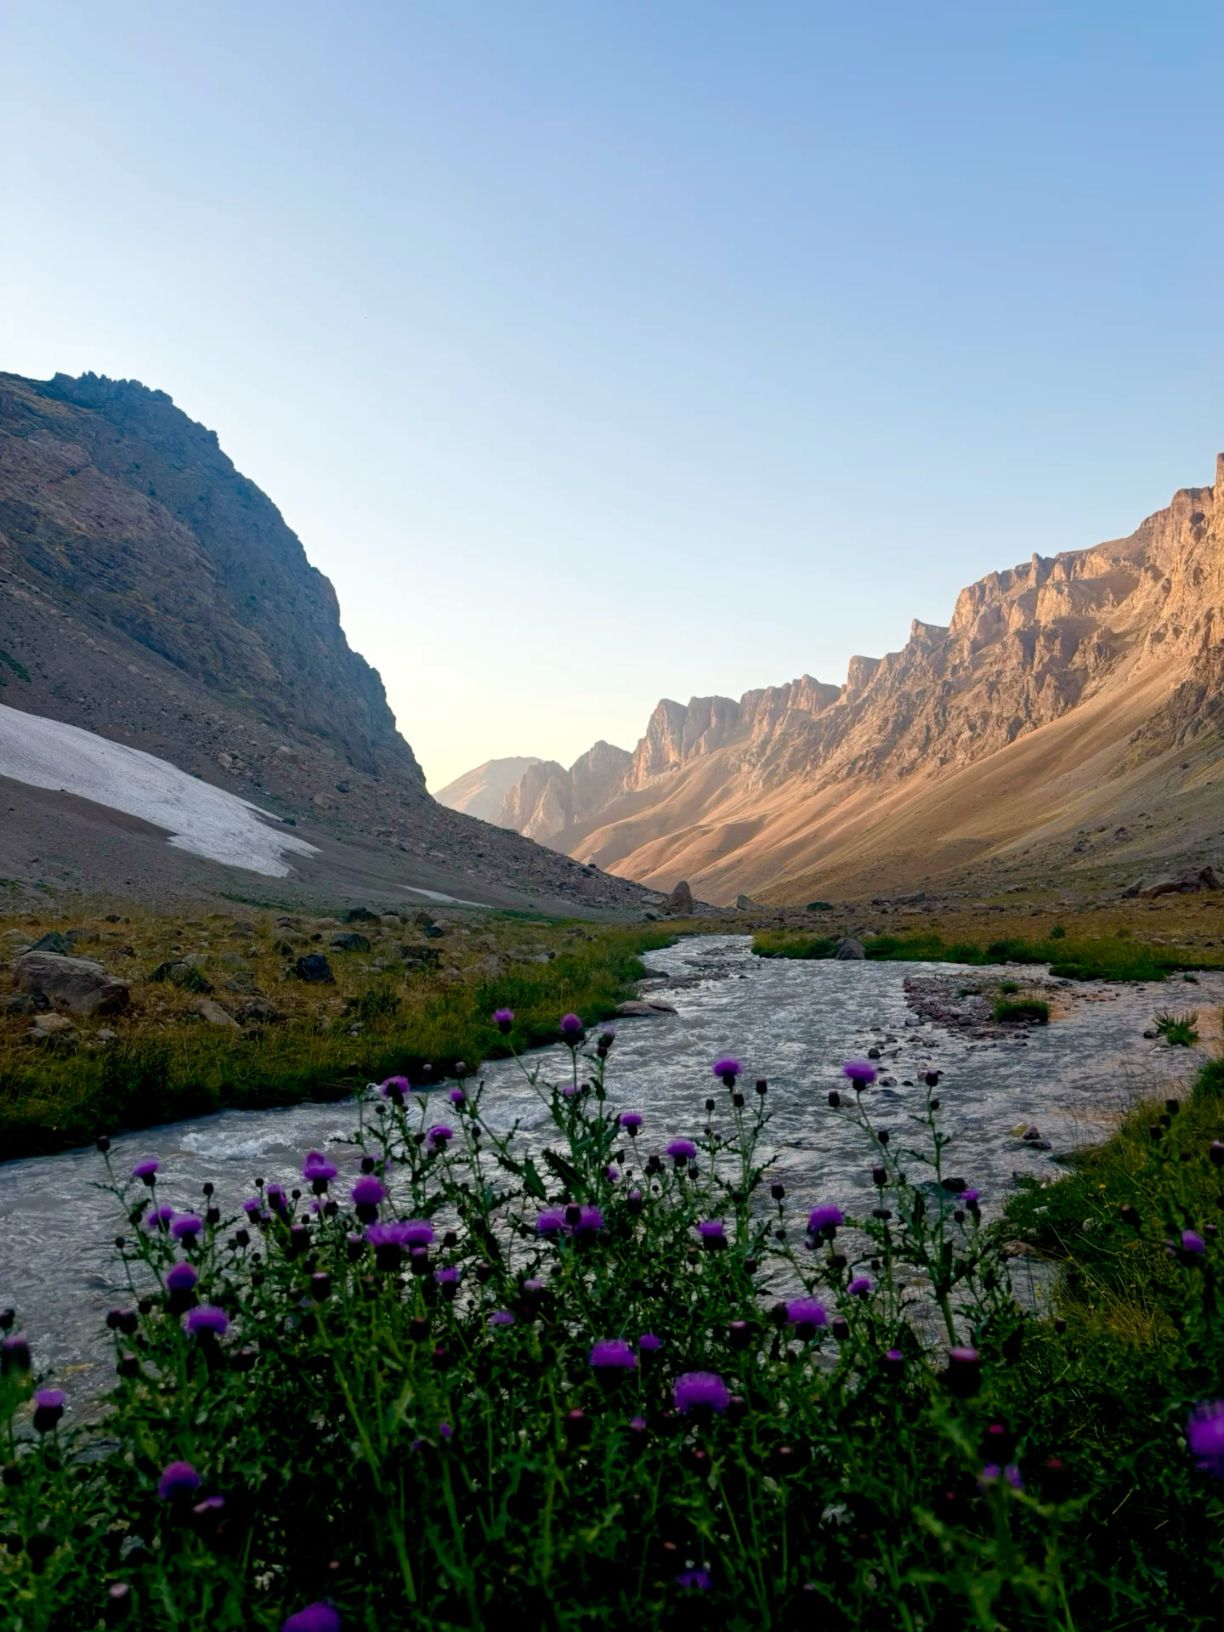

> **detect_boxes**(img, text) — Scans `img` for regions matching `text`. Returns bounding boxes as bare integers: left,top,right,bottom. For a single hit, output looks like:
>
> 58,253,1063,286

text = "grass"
1155,1010,1201,1046
0,905,679,1158
752,926,1224,981
1003,1053,1224,1333
992,996,1050,1023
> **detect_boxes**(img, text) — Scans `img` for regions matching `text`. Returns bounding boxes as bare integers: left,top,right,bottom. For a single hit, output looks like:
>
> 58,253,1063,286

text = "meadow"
0,906,677,1158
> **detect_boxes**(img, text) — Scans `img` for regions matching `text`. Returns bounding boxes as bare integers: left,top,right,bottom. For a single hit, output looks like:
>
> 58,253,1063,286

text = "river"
1,935,1217,1393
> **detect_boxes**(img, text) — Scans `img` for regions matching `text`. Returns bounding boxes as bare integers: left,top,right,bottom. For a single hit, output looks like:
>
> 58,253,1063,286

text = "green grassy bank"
752,926,1224,982
0,908,677,1159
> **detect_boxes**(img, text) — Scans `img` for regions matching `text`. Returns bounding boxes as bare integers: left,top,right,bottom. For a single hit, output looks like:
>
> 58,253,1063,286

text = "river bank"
0,903,680,1158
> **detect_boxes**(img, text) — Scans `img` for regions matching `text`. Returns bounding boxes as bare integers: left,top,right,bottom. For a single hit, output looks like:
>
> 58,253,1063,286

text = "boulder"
614,998,679,1018
150,960,213,994
27,931,76,956
196,998,240,1029
237,998,282,1025
735,894,761,911
0,993,40,1016
28,1013,78,1050
11,951,130,1018
344,907,382,925
834,937,866,960
289,954,335,984
330,931,371,953
1136,869,1220,898
663,880,694,914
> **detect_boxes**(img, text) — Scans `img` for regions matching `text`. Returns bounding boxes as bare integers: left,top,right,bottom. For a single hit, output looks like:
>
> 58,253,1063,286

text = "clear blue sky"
3,2,1222,789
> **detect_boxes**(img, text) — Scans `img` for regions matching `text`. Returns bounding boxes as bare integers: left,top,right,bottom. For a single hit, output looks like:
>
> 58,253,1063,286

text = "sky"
3,2,1223,791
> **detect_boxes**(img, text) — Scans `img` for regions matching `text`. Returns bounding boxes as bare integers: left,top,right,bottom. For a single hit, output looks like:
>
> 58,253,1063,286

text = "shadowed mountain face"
492,457,1224,902
0,372,647,911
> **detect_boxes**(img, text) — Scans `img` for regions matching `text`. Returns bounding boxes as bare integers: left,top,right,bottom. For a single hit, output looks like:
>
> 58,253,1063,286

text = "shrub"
1155,1010,1200,1046
993,997,1050,1023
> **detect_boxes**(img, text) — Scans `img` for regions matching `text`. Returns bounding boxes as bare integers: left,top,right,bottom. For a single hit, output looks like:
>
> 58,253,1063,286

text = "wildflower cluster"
1,1016,1222,1628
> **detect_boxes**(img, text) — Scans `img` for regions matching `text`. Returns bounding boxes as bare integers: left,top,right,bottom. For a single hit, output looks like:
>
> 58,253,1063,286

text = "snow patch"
0,704,319,877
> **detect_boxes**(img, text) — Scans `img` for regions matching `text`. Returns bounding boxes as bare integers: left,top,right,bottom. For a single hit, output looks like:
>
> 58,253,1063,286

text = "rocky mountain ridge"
489,455,1224,901
0,371,650,912
434,757,542,825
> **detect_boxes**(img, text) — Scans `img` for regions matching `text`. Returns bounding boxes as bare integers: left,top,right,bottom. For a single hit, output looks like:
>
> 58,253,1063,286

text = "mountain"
497,456,1224,902
0,371,647,912
434,757,542,824
498,742,632,844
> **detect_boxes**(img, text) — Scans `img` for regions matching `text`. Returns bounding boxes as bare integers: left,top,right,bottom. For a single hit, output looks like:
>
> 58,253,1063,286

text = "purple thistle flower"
434,1265,460,1285
32,1388,65,1432
351,1176,386,1210
676,1569,713,1591
302,1151,337,1185
492,1008,515,1033
842,1060,878,1087
666,1138,697,1162
638,1332,663,1352
489,1310,515,1327
575,1205,604,1235
698,1220,726,1239
785,1298,827,1330
560,1013,585,1041
589,1339,638,1371
145,1205,176,1232
402,1219,434,1246
961,1188,981,1205
712,1056,743,1085
847,1276,873,1298
131,1159,159,1184
1187,1401,1224,1479
170,1213,204,1243
165,1262,198,1294
1182,1230,1207,1256
185,1306,229,1339
426,1124,454,1149
265,1183,288,1212
438,1421,453,1440
448,1087,466,1105
536,1208,567,1235
618,1111,643,1131
807,1204,845,1235
157,1460,200,1501
281,1606,342,1632
0,1334,31,1375
980,1463,1024,1491
674,1372,729,1413
242,1196,262,1218
380,1075,411,1102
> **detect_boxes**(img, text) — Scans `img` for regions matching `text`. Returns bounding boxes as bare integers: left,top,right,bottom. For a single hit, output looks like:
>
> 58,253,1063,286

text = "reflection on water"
1,935,1217,1390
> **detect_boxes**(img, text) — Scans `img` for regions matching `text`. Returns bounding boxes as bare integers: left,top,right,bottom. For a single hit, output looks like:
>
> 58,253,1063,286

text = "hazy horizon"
4,1,1223,790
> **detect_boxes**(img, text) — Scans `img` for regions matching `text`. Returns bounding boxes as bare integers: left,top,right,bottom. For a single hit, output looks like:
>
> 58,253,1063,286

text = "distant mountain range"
0,371,648,912
435,757,542,824
472,458,1224,903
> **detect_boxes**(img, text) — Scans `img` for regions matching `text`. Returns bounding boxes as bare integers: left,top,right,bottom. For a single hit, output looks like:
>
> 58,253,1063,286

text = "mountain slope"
435,757,542,824
0,371,647,912
497,742,632,843
498,456,1224,902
